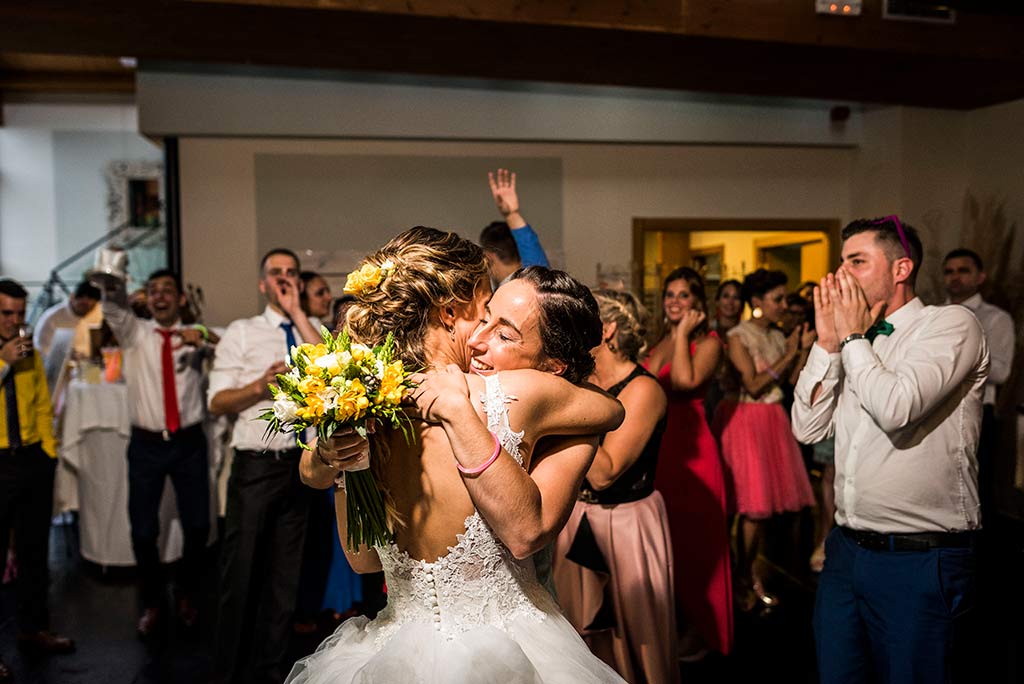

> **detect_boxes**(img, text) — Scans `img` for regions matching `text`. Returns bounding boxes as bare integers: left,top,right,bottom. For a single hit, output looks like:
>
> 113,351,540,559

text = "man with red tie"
102,269,213,638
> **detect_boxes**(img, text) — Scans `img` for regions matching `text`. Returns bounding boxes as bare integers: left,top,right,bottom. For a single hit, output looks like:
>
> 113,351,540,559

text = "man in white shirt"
792,217,989,684
101,269,213,638
208,248,321,684
943,248,1016,517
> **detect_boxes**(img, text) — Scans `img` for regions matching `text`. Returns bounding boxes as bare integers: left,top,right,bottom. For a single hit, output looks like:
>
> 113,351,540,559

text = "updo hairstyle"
740,269,788,306
345,226,489,368
592,289,649,362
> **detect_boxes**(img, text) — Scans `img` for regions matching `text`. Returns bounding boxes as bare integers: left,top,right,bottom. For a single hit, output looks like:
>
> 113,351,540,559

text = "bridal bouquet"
259,326,415,549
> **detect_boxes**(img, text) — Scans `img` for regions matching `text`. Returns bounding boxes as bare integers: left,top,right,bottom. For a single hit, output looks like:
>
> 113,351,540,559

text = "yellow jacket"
0,350,57,457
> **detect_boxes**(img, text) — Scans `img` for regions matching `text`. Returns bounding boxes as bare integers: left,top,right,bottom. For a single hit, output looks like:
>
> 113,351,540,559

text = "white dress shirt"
102,301,209,432
947,293,1015,406
792,298,989,533
208,306,320,451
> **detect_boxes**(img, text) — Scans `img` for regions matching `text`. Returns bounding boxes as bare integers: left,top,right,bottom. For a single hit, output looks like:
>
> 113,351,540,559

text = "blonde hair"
592,288,649,362
345,226,488,369
344,226,488,531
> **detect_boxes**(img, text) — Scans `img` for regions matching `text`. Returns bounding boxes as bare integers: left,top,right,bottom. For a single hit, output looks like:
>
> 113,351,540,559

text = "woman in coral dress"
714,268,816,609
643,267,733,659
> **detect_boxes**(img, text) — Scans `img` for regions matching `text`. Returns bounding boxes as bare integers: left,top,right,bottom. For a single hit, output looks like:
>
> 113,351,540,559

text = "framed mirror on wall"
104,160,168,287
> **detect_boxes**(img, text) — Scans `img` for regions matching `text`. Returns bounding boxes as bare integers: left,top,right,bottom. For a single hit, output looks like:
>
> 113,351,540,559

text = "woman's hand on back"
409,364,472,424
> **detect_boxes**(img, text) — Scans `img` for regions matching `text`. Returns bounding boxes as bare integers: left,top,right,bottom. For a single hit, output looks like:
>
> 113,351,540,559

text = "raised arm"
791,344,842,444
842,309,987,433
668,313,721,391
586,375,666,490
488,168,549,267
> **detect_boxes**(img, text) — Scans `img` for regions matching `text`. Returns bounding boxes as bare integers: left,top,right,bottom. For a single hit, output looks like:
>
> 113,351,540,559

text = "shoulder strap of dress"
606,364,650,397
480,373,525,466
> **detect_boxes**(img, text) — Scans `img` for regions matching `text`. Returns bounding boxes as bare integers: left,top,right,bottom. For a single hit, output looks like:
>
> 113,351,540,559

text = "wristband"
765,366,780,382
840,333,866,350
193,324,211,341
456,431,502,476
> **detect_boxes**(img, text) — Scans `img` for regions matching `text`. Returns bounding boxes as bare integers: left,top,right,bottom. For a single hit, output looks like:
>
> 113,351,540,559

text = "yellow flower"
306,344,328,361
298,376,325,395
343,260,395,296
350,344,372,362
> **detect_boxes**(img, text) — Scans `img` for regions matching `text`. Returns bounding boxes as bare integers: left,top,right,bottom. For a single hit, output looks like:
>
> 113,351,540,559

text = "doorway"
631,218,841,315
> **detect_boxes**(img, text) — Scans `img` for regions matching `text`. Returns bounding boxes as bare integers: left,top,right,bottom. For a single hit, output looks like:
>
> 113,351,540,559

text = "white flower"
338,350,352,366
273,397,300,422
321,388,339,410
315,353,339,369
381,259,395,271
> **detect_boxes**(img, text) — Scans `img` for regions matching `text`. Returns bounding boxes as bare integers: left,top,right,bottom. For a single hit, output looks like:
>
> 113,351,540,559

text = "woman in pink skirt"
716,268,816,609
554,289,678,684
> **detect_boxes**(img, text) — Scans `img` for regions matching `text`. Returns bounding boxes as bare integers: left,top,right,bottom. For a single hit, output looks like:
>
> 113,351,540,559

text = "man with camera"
0,278,75,683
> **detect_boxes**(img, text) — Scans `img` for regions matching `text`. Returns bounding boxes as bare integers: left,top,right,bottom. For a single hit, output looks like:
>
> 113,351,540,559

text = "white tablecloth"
59,381,186,566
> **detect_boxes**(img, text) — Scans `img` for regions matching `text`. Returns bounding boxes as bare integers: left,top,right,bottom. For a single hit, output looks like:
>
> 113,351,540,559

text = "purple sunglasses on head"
872,215,912,259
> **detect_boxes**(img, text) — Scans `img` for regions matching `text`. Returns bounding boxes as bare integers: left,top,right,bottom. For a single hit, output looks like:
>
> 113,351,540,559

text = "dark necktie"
280,321,297,360
865,320,895,342
156,329,181,433
3,363,21,449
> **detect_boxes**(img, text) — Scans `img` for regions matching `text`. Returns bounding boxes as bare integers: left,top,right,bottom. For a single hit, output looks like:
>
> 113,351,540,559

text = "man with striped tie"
209,248,321,684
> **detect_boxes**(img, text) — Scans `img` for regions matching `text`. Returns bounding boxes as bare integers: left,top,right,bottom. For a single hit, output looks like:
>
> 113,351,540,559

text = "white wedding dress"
286,375,625,683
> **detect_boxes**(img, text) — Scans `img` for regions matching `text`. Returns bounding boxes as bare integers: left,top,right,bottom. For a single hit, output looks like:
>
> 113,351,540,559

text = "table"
59,381,192,567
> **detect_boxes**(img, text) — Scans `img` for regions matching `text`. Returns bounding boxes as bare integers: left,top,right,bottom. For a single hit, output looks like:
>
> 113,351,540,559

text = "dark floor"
2,508,1023,683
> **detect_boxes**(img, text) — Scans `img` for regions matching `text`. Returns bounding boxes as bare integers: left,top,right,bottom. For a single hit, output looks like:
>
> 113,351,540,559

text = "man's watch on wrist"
839,333,866,350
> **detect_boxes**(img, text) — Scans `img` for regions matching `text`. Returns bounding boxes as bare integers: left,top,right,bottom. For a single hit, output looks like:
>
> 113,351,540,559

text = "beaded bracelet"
765,366,781,382
456,431,501,476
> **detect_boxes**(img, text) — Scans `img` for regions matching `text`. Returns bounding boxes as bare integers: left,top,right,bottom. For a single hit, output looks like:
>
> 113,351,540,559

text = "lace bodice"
371,374,555,647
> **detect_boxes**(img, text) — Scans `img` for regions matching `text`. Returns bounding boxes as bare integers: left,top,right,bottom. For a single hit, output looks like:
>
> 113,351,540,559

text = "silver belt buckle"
162,430,171,442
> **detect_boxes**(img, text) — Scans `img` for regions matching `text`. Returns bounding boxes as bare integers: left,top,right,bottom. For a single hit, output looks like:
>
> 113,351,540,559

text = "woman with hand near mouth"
292,233,626,684
552,288,679,684
643,267,734,660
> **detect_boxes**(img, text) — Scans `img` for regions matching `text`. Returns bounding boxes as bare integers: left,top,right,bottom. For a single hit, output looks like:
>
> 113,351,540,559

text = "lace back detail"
480,373,525,466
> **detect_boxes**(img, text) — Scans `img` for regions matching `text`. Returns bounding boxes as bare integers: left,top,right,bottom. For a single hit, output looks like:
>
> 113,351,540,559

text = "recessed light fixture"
816,0,862,15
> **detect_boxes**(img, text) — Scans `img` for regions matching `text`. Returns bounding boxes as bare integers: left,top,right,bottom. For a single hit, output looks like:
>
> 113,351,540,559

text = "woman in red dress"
643,267,733,659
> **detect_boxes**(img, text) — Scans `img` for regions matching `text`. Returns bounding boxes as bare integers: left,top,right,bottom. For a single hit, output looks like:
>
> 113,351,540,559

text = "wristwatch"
840,333,866,350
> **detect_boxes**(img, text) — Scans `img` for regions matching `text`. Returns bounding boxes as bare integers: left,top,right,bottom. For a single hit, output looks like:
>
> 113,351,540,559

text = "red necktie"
156,329,180,433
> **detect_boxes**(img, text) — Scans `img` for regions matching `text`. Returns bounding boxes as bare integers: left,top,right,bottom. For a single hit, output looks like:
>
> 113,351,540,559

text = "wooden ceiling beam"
0,1,1020,109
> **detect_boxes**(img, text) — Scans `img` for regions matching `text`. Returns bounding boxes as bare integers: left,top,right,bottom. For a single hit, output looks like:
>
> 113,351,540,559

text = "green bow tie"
865,320,895,342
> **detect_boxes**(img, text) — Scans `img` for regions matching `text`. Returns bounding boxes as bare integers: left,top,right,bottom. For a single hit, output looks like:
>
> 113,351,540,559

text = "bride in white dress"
292,228,627,683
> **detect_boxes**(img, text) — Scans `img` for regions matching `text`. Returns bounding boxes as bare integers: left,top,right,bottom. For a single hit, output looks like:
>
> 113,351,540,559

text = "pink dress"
714,321,815,519
645,334,734,656
553,365,679,684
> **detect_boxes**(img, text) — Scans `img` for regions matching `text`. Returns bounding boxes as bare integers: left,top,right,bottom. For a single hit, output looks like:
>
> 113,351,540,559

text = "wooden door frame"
631,217,842,294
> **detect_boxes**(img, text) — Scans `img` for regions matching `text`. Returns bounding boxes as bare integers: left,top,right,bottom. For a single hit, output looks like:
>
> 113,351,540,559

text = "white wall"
0,102,162,305
180,137,852,326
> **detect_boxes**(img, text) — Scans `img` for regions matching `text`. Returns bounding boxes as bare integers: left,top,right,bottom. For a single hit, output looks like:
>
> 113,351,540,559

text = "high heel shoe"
752,580,780,609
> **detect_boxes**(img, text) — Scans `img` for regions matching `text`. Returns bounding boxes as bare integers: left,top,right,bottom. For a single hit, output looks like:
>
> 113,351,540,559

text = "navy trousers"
815,526,975,684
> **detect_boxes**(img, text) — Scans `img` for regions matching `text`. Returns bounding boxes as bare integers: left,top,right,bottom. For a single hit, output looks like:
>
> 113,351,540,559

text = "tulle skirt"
552,494,679,684
287,602,625,684
714,401,815,519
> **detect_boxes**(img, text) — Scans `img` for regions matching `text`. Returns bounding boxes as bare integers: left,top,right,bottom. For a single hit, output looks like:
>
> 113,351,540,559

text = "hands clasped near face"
812,270,886,353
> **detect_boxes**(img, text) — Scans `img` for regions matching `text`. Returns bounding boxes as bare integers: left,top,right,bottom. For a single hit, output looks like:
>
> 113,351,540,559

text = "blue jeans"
815,527,975,684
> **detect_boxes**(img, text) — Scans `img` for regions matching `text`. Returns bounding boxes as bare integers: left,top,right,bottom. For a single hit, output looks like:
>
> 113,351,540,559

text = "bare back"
381,372,539,563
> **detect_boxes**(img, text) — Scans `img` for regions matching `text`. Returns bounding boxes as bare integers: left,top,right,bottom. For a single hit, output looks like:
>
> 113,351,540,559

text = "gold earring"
751,307,763,319
447,325,456,340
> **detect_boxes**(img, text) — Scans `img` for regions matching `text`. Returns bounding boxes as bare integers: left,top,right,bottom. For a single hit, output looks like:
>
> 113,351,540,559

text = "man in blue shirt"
480,168,549,289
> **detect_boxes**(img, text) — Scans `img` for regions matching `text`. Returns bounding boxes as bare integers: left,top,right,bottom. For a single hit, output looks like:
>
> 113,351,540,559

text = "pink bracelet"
766,366,781,382
456,431,501,476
